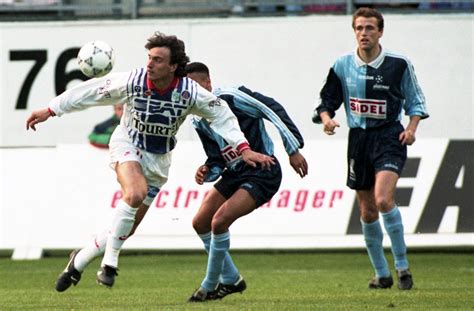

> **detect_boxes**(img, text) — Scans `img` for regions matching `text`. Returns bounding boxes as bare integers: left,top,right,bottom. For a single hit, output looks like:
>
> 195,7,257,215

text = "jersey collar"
146,76,179,96
354,45,385,69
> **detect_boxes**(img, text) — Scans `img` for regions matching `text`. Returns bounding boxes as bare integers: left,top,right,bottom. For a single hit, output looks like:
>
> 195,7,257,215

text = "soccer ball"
77,40,115,78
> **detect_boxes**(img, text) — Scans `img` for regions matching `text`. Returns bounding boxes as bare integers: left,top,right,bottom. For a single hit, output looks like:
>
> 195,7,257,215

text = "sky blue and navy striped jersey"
314,48,429,129
192,85,304,181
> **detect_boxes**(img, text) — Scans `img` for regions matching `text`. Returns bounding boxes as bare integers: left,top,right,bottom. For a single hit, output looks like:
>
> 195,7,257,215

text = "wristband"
48,107,56,117
236,142,250,154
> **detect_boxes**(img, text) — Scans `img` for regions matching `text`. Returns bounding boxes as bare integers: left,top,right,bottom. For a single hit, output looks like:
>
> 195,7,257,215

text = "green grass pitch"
0,251,472,310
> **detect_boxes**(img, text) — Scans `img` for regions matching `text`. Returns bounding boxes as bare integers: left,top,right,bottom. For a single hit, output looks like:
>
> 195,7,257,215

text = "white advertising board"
0,14,472,258
1,139,472,259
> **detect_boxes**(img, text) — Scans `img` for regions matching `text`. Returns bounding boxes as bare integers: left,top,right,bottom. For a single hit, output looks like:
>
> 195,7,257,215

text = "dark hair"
185,62,210,76
352,7,384,31
145,32,190,77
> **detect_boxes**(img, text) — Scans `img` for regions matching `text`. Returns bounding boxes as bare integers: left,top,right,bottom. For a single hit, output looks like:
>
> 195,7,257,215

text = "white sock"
73,230,108,272
101,200,137,268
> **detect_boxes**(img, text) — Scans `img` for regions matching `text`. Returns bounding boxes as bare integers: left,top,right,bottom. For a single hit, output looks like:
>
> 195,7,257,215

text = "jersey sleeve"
401,60,429,119
313,66,344,123
227,86,304,155
48,72,129,117
191,118,226,182
189,83,249,153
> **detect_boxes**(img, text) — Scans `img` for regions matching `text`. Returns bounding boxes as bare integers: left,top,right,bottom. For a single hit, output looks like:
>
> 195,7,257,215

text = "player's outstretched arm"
26,107,54,131
241,149,275,170
289,151,308,178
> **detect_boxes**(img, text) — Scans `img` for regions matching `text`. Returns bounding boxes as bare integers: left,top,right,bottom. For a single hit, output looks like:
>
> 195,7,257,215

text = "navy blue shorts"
214,158,282,208
347,122,407,190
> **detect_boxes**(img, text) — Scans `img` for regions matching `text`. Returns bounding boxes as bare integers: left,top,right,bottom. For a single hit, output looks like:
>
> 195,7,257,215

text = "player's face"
146,47,177,81
114,104,124,118
354,17,383,52
187,72,212,92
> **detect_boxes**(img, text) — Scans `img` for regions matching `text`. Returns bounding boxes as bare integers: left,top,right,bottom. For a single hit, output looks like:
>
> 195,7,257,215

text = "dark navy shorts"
214,157,282,208
347,122,407,190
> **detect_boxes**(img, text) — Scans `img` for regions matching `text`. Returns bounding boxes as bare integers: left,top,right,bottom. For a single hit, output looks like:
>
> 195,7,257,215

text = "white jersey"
48,68,248,154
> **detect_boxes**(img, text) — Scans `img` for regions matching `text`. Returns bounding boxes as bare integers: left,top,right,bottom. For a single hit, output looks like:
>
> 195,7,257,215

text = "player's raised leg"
97,161,147,288
56,198,151,292
55,230,108,292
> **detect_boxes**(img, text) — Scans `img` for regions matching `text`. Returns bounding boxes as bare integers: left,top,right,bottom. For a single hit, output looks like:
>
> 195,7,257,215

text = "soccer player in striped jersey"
185,62,308,302
26,32,274,291
313,8,429,290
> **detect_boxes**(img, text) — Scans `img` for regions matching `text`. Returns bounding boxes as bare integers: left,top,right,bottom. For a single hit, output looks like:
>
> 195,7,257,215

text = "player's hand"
399,129,416,145
241,149,275,170
26,108,51,131
289,151,308,178
195,165,209,185
323,119,340,135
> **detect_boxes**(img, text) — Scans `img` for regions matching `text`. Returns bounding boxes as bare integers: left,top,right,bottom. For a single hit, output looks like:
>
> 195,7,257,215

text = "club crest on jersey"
373,75,389,91
181,90,191,100
171,90,181,102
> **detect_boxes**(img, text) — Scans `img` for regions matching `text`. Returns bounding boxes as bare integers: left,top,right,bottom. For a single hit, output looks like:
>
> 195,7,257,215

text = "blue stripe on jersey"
193,85,303,171
187,77,198,107
126,71,133,99
386,52,427,118
215,87,301,155
123,73,196,154
323,49,428,129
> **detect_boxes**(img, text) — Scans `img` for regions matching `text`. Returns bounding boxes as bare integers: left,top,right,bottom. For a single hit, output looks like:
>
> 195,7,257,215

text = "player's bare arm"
195,165,209,185
26,107,54,131
320,111,340,135
241,149,275,170
289,151,308,178
400,115,421,145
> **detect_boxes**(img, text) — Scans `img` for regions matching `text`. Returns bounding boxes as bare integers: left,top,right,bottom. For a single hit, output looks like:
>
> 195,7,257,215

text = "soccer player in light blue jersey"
313,8,428,290
26,32,274,291
185,62,308,302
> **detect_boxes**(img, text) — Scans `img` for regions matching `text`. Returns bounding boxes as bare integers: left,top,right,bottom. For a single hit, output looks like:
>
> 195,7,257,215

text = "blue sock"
361,219,390,278
201,231,230,291
198,232,240,284
382,206,408,270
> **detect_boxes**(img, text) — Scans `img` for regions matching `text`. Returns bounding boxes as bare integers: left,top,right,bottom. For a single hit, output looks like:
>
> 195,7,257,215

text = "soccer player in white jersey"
26,32,274,291
313,8,428,290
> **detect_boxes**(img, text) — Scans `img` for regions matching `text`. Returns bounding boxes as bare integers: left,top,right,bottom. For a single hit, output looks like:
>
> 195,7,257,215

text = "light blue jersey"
193,85,304,181
315,48,429,129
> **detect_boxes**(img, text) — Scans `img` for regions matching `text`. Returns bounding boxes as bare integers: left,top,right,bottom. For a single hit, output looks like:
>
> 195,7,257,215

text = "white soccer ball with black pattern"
77,40,115,78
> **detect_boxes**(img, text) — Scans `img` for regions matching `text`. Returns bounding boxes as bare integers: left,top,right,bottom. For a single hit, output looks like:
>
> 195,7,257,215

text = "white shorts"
109,126,172,205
